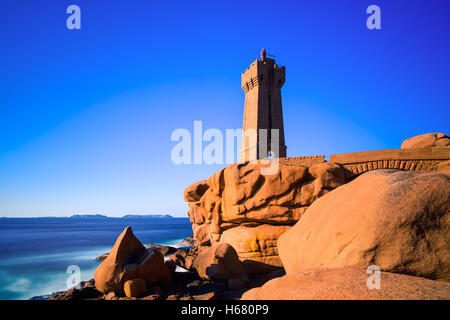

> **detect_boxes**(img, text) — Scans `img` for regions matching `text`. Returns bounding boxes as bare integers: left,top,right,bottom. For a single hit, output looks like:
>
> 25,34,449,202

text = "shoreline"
29,236,192,300
28,237,193,300
0,217,193,300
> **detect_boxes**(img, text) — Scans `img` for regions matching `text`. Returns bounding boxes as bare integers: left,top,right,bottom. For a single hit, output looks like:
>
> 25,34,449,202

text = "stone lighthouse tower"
240,48,287,162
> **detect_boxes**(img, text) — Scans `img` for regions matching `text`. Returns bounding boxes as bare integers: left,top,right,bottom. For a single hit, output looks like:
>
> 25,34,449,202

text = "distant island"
121,215,174,219
70,214,175,219
1,214,179,219
70,214,109,218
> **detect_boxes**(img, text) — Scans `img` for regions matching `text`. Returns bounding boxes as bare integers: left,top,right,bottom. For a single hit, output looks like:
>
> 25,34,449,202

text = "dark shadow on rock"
146,244,177,256
242,259,284,275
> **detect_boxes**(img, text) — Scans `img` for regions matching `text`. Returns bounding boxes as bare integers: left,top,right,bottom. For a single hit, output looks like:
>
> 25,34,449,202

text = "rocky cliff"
184,161,347,272
184,133,450,274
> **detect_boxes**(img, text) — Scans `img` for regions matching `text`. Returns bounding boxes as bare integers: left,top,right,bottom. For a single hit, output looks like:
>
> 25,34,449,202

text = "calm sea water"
0,217,192,300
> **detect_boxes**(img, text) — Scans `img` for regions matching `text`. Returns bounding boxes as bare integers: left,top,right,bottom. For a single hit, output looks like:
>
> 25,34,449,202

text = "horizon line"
0,214,189,219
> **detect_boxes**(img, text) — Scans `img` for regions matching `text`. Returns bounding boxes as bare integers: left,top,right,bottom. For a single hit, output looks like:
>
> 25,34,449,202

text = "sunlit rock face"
401,132,450,149
184,161,346,273
278,169,450,282
93,227,171,295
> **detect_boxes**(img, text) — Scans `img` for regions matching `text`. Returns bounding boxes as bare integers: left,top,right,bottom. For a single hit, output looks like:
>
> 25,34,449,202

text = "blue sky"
0,0,449,217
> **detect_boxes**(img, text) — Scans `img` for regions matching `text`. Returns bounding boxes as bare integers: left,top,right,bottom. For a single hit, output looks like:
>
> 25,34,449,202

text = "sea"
0,216,192,300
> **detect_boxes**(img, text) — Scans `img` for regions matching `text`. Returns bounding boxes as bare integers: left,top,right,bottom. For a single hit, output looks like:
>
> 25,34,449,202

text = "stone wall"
279,155,325,167
329,147,450,180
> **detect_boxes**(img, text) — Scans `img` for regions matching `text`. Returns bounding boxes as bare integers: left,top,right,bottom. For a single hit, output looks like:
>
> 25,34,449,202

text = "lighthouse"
240,49,287,162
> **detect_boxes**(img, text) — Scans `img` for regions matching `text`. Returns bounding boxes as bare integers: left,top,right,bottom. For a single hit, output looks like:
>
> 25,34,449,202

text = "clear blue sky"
0,0,449,217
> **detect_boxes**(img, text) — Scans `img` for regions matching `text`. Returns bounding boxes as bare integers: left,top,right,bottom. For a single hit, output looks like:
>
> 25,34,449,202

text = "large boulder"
401,132,450,149
187,162,345,229
242,268,450,300
278,170,450,282
191,243,248,282
93,227,146,293
94,227,171,294
121,249,171,288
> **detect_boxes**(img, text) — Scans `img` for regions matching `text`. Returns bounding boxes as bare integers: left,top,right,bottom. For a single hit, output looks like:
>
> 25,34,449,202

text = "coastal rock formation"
242,268,450,300
401,132,450,149
184,180,209,202
278,169,450,282
122,249,171,287
163,270,227,300
192,223,211,246
220,224,290,273
169,246,199,270
192,243,247,282
93,226,146,293
47,282,103,300
93,227,171,294
146,243,177,256
95,243,176,262
123,279,147,298
184,161,345,270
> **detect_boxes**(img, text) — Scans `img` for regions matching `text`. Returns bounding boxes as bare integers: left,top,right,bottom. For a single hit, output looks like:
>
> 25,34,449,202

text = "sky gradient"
0,0,449,217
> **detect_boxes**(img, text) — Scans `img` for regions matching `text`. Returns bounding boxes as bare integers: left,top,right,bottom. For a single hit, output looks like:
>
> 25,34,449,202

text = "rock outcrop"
401,132,450,149
146,243,177,256
242,268,450,300
278,169,450,282
220,224,290,273
95,253,109,261
184,161,345,271
50,133,450,301
93,227,171,294
122,249,171,287
169,246,199,270
184,180,210,202
47,281,103,300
